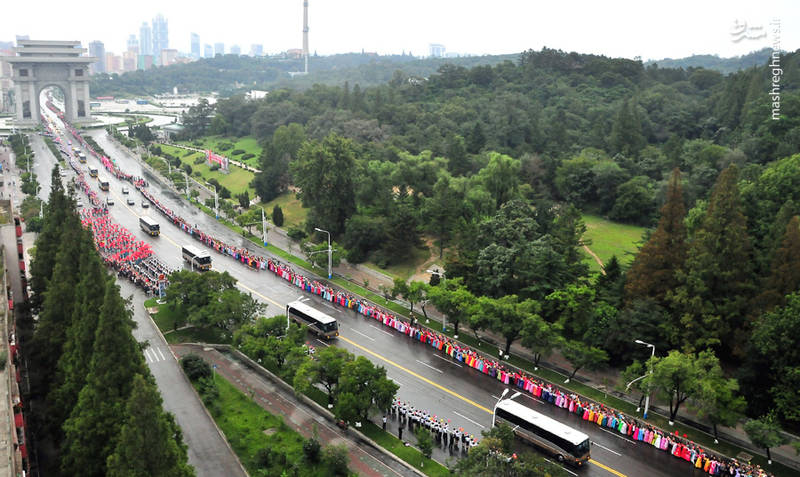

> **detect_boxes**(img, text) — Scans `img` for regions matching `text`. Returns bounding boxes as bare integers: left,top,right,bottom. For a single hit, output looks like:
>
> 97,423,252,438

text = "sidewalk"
172,344,421,477
119,133,800,472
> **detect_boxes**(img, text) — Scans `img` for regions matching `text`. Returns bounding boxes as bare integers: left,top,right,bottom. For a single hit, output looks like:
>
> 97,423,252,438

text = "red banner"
206,150,229,171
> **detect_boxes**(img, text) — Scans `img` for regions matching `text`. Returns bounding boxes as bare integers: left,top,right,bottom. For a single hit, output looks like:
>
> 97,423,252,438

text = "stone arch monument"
2,40,95,125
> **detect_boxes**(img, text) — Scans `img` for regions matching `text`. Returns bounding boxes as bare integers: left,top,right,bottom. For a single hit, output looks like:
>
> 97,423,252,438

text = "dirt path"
582,244,606,275
407,238,443,284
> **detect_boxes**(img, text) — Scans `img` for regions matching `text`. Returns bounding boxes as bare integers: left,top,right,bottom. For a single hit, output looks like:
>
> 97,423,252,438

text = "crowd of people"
53,113,776,477
391,399,479,454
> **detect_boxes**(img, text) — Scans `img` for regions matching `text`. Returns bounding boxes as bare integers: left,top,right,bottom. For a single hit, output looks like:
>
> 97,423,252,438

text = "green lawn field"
261,192,308,229
178,135,263,168
581,214,646,271
158,144,256,197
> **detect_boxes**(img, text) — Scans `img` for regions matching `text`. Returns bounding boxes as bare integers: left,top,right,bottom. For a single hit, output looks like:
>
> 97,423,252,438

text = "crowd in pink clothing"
55,109,775,477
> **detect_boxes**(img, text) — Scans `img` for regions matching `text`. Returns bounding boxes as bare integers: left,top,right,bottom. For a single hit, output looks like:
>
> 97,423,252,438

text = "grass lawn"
361,422,450,477
196,376,317,476
581,214,646,271
179,135,263,168
362,244,431,282
261,192,308,229
146,300,232,344
158,144,256,197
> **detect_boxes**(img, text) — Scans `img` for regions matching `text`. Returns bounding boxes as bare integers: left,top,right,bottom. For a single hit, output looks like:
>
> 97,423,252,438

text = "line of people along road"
55,110,777,477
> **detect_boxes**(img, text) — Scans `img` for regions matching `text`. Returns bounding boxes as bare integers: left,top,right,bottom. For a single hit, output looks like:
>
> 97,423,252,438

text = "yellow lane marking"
589,458,627,477
237,282,283,308
338,335,494,414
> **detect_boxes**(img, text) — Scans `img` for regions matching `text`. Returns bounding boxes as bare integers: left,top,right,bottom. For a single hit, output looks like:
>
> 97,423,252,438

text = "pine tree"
28,212,85,402
758,215,800,310
609,99,645,157
272,204,284,227
671,165,754,357
61,284,149,477
106,374,195,477
625,168,687,305
29,165,72,311
47,238,110,443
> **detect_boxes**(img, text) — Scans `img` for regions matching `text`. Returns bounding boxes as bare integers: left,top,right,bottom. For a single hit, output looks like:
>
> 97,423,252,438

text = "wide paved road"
43,118,713,477
34,109,246,477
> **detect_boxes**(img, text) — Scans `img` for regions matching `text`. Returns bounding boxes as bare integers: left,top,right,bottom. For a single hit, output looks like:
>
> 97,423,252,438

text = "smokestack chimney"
303,0,309,73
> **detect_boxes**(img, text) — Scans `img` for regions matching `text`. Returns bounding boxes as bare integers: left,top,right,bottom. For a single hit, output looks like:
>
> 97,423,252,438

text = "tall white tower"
303,0,309,73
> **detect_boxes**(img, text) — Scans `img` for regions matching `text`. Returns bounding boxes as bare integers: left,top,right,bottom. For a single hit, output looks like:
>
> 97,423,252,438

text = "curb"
143,309,250,477
186,343,427,477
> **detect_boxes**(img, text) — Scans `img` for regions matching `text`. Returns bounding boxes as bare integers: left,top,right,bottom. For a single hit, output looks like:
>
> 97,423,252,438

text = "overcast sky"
3,0,798,60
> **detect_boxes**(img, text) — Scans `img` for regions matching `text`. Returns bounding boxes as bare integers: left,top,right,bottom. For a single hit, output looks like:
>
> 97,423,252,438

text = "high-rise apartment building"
230,45,241,55
89,40,106,74
152,14,169,64
250,44,264,57
122,50,137,71
139,22,152,56
190,33,200,59
214,43,224,56
429,43,446,58
160,49,178,66
127,34,139,53
203,44,213,58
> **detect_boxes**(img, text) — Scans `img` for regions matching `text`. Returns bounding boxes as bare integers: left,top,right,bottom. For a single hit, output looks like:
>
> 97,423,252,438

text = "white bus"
139,216,160,236
286,300,339,339
182,245,211,271
493,399,590,467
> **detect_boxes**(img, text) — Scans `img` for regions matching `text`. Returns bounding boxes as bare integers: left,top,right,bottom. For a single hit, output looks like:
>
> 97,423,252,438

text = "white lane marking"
452,410,486,429
315,339,330,347
592,441,622,456
545,458,578,476
319,302,343,313
144,348,153,363
414,359,443,374
600,427,636,444
368,324,394,336
350,329,375,342
433,354,462,367
156,347,166,361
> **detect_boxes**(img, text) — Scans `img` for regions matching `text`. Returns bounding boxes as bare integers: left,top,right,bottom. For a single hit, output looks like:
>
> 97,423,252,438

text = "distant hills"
645,48,774,75
89,52,519,97
90,47,783,98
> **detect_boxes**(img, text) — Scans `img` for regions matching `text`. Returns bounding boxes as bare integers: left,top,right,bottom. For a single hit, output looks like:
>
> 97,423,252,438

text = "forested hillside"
89,52,518,97
171,47,800,429
645,48,773,74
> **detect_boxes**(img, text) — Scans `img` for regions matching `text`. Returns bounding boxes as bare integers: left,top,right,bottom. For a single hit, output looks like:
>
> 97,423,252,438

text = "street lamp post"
206,182,218,219
426,269,447,332
491,388,522,428
261,207,268,246
314,227,332,279
634,339,656,421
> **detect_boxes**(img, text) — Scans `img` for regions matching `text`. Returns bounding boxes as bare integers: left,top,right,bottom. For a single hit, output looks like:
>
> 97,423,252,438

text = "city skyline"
2,0,799,61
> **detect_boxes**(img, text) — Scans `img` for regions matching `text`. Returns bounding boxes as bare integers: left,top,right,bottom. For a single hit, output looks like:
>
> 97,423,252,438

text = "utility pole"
314,227,332,279
261,207,268,246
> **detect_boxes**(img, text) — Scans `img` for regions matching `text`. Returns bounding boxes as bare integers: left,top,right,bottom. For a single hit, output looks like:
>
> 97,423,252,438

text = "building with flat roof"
214,42,224,56
139,22,152,56
190,33,200,59
250,44,263,57
159,49,178,66
89,40,106,73
152,14,169,64
429,43,445,58
203,44,213,58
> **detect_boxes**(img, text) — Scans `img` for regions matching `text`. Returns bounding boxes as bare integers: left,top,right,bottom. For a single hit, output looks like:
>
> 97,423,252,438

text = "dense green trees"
671,165,754,356
22,171,193,476
165,270,263,331
106,375,195,477
290,134,357,237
